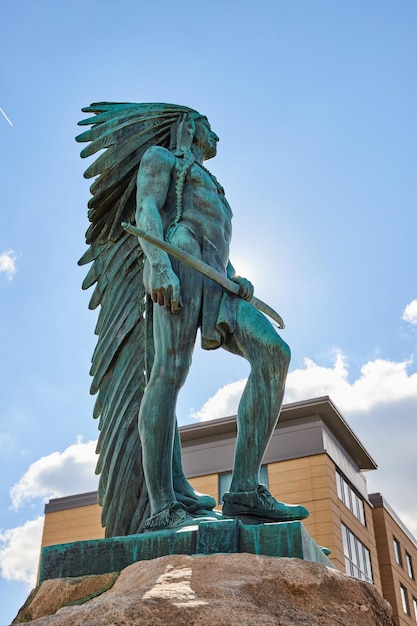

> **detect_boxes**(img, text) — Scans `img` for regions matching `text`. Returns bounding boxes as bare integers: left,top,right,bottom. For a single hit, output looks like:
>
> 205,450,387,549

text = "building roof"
370,492,417,548
180,396,378,471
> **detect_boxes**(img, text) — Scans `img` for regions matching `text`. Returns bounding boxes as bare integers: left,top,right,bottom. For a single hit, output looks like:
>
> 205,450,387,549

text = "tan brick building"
370,493,417,626
40,396,417,626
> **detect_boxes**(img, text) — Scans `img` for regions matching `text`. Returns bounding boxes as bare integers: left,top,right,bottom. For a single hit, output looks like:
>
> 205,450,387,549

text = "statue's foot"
222,485,309,522
174,490,216,514
143,502,194,532
143,502,220,532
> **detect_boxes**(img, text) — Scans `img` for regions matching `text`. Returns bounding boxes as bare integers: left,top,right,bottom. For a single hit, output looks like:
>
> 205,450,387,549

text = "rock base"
14,554,394,626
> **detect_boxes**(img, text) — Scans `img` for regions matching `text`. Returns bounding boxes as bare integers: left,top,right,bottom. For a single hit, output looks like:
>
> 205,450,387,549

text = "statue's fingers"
164,285,173,309
157,290,165,307
238,285,249,301
171,282,182,314
238,280,254,301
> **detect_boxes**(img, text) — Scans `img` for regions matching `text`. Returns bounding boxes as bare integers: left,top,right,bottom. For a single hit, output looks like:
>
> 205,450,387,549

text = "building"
40,396,417,626
370,493,417,626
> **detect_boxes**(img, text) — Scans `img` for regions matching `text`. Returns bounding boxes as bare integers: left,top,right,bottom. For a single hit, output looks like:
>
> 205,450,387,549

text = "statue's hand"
149,263,182,314
234,276,254,301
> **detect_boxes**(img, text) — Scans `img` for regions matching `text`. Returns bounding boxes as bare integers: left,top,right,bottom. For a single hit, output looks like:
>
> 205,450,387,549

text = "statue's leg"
172,424,217,513
139,227,218,529
138,282,200,520
222,300,309,522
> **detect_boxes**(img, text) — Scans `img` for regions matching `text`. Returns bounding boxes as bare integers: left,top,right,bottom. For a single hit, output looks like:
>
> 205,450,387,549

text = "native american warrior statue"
77,102,309,536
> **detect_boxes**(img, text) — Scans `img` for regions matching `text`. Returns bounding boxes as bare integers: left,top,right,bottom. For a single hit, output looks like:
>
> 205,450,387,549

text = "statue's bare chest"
166,161,232,255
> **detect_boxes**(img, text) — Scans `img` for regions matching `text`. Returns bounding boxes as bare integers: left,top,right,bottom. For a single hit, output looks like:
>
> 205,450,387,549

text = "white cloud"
0,249,17,280
0,439,98,589
285,354,417,411
402,299,417,325
10,438,98,511
0,516,44,585
194,353,417,419
192,379,246,421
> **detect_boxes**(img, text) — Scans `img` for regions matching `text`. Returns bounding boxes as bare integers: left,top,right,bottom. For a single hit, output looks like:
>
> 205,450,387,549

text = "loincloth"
165,224,237,350
199,234,237,350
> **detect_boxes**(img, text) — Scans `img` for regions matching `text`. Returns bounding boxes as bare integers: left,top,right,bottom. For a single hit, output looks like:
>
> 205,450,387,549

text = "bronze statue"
77,103,308,535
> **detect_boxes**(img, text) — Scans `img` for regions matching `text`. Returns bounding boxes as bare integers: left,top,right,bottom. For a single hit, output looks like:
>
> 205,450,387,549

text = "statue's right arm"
136,146,181,314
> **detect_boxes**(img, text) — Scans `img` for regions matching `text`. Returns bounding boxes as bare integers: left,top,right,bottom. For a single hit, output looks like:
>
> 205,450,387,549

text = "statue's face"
194,117,219,160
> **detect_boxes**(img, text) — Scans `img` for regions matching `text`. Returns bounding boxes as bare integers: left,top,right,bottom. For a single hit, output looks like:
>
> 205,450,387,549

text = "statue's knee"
173,366,189,390
266,336,290,377
150,358,189,391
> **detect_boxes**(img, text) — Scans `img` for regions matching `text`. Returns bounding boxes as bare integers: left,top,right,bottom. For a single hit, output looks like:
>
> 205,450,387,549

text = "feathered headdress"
76,102,201,536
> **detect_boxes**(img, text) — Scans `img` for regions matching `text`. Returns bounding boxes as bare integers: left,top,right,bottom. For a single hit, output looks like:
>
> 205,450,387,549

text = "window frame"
405,552,414,580
412,596,417,622
393,537,403,567
341,522,373,583
400,584,411,616
336,470,366,526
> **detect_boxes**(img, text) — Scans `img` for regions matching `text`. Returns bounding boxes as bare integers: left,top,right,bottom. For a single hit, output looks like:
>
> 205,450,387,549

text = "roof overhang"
180,396,377,471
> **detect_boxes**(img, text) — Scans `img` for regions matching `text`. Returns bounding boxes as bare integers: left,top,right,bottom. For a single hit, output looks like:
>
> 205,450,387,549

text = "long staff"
122,222,285,329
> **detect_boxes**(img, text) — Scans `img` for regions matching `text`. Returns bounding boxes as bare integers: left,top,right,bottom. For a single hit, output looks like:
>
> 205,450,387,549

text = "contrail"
0,108,13,126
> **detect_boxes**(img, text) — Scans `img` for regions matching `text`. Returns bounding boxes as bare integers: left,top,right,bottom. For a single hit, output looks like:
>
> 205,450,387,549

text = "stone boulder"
13,553,394,626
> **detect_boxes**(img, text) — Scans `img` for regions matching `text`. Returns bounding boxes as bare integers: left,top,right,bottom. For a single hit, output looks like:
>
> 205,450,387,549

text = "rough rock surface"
13,572,119,623
13,554,394,626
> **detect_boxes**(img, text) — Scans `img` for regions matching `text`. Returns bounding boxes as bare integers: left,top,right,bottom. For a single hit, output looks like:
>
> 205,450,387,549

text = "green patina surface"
196,519,241,554
39,520,334,583
40,526,197,582
240,521,333,566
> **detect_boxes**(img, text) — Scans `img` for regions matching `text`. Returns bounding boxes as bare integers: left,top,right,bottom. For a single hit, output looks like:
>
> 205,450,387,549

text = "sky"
0,0,416,622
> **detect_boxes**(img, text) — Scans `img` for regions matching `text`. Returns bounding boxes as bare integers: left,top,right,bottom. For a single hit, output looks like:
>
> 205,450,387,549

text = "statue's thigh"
225,300,289,364
152,272,203,365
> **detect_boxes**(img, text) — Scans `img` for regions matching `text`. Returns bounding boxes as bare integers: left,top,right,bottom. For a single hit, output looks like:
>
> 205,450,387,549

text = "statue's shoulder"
141,145,176,171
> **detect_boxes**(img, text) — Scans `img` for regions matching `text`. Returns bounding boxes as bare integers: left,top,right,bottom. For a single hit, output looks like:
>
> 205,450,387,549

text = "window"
336,471,344,500
400,584,411,616
218,466,268,503
341,523,373,583
413,597,417,622
406,552,414,579
218,472,232,502
393,537,403,566
336,470,366,525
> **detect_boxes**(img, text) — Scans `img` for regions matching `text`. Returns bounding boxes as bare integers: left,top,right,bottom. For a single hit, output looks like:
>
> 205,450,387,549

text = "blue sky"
1,1,417,622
